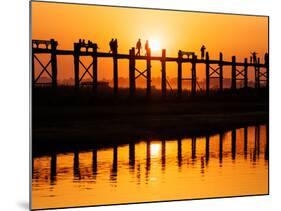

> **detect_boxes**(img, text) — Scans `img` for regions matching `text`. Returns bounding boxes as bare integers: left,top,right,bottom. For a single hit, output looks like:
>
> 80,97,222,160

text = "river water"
32,124,268,209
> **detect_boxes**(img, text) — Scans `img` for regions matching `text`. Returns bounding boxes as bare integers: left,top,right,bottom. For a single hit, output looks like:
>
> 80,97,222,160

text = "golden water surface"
32,125,268,209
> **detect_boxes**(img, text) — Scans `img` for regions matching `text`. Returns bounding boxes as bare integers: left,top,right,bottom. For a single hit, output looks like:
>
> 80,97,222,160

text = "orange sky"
32,2,268,85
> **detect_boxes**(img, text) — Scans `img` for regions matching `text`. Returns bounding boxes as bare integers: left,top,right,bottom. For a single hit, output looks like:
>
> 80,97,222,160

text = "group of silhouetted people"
109,38,150,56
77,39,98,51
78,39,94,46
136,39,150,56
78,39,86,44
109,39,118,53
250,52,270,64
104,39,267,65
264,52,269,64
250,52,258,64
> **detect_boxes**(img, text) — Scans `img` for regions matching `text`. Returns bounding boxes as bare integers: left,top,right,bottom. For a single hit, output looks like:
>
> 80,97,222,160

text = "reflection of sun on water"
150,143,161,157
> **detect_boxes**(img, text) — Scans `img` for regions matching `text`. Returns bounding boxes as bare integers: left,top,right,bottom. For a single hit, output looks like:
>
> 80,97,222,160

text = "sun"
150,39,161,52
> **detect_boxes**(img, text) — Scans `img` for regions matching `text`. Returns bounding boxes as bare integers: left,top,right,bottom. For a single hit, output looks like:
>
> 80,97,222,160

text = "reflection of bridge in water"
32,125,268,186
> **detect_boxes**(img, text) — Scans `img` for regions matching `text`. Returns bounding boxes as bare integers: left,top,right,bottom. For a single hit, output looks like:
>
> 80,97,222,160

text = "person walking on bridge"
112,39,118,54
109,38,114,53
145,40,149,56
251,52,258,64
200,45,206,59
136,39,142,56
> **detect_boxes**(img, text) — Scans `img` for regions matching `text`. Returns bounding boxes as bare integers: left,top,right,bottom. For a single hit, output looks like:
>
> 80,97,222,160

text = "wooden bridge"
32,39,269,97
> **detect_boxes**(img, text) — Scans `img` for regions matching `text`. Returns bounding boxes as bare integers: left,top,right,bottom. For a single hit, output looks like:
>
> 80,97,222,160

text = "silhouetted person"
136,39,142,56
145,40,149,55
109,38,114,53
94,43,99,50
250,56,253,64
200,45,206,59
113,39,118,53
264,52,269,64
251,52,258,64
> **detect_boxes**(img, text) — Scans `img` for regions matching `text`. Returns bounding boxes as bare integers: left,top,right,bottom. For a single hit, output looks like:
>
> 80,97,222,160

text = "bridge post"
205,52,210,95
265,53,269,89
50,152,57,184
231,129,236,160
254,58,260,89
74,43,80,91
265,124,269,160
177,139,182,167
161,140,166,170
177,50,182,98
73,151,80,178
191,137,196,160
161,49,166,98
129,48,136,97
92,148,97,175
50,39,58,89
257,58,260,88
113,47,118,96
129,142,135,169
231,56,236,90
112,145,118,173
219,133,223,162
205,135,210,163
219,52,223,92
254,125,260,157
191,54,197,96
244,58,248,88
244,127,248,158
146,140,151,173
146,48,151,97
93,45,98,94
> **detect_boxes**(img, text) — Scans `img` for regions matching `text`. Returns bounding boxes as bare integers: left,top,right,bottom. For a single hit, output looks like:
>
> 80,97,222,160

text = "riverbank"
32,93,268,155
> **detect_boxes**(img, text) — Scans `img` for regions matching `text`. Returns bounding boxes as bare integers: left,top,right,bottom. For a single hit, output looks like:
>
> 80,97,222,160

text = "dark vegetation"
32,86,269,156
